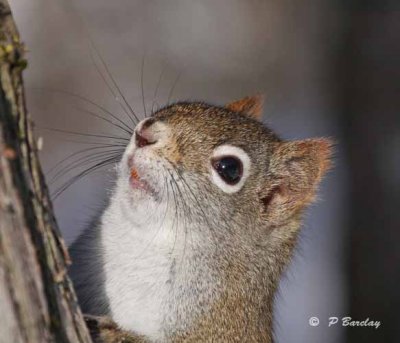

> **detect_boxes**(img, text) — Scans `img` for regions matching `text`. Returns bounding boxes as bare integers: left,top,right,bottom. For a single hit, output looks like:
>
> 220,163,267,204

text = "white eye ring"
209,145,251,193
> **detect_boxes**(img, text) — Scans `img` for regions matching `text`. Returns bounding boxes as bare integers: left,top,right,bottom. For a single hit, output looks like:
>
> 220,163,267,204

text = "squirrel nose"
135,118,157,148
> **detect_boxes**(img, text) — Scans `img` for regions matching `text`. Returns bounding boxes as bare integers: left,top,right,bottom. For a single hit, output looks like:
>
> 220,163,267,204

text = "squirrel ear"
259,138,333,224
226,95,264,120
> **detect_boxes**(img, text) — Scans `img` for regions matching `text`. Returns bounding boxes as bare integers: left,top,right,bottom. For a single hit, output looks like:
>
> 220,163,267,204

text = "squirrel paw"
84,314,149,343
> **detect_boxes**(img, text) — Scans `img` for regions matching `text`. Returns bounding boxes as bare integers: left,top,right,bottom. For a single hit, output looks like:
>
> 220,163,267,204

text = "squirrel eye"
211,156,243,185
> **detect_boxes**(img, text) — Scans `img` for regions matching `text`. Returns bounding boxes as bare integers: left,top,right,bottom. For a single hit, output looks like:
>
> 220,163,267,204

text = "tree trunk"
0,1,93,342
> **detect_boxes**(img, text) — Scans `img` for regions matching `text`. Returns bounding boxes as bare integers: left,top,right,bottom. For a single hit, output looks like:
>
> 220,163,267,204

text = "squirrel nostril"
135,131,157,148
135,118,158,148
135,131,149,148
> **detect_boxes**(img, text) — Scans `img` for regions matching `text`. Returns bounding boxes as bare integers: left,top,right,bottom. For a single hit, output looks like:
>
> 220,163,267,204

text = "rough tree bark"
0,1,93,342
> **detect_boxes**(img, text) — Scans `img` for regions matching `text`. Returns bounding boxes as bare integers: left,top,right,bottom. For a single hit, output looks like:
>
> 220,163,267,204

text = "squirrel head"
119,95,332,246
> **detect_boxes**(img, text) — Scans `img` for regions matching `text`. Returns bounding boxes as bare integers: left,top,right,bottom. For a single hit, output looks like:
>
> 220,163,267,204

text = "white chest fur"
101,198,182,341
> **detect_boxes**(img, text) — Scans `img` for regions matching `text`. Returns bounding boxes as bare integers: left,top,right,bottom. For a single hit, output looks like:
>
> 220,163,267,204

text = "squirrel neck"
101,185,299,342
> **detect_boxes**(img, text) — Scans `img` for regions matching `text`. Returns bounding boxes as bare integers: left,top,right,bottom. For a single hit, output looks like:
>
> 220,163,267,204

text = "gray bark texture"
0,1,93,342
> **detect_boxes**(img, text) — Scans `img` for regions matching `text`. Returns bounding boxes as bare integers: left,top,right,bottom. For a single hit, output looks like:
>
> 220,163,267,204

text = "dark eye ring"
211,156,243,185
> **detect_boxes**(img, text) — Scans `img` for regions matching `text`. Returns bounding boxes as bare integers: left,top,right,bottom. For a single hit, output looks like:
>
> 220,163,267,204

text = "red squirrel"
69,95,332,342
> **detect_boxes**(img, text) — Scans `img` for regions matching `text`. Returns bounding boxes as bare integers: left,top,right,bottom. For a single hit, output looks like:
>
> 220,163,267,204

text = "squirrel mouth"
129,168,154,195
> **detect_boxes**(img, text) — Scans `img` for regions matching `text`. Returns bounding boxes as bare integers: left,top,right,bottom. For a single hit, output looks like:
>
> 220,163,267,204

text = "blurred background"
8,0,399,342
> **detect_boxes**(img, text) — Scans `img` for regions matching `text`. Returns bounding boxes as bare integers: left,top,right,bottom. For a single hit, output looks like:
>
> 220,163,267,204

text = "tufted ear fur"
226,95,264,120
259,138,332,225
